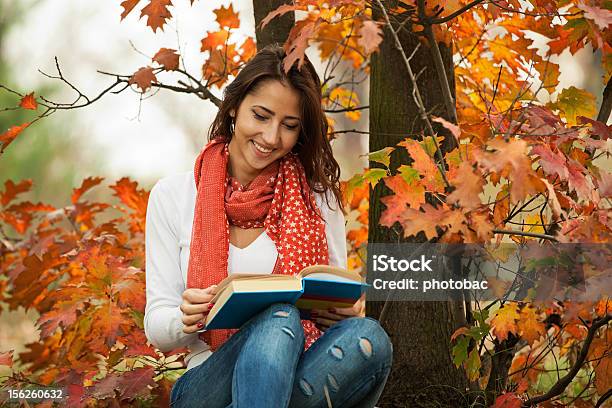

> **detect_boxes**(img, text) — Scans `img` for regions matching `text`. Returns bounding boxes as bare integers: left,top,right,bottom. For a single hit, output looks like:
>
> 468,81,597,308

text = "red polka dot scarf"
187,139,329,352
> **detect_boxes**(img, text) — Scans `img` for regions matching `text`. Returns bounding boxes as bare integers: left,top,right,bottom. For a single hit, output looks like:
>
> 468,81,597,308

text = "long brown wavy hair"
208,44,342,212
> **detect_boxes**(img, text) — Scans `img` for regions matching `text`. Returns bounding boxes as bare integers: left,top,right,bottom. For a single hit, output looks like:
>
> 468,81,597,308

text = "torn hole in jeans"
273,310,290,318
328,345,344,360
281,327,295,339
359,337,372,358
298,378,314,396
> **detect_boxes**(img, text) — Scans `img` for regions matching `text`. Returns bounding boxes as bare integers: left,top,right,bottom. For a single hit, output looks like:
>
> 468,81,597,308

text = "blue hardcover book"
204,265,367,330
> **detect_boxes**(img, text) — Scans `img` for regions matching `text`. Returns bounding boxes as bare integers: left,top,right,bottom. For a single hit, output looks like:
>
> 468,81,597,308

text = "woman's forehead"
243,80,301,118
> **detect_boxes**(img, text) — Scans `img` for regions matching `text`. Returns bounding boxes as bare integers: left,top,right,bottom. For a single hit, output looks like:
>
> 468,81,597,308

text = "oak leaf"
491,303,519,341
152,48,179,71
577,2,612,30
447,162,483,210
117,367,156,400
379,175,426,227
358,20,383,55
1,179,33,206
214,4,240,29
517,305,545,345
71,177,104,204
120,0,140,20
284,18,319,72
140,0,172,32
0,122,30,153
19,92,38,110
128,67,157,92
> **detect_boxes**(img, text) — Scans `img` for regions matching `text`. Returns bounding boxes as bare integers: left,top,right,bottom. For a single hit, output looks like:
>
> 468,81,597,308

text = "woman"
145,44,392,408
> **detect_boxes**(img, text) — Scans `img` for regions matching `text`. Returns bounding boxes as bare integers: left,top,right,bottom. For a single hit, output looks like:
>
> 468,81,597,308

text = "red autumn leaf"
214,4,240,29
0,350,14,367
0,122,30,153
140,0,172,32
447,162,484,210
492,393,521,408
120,0,140,20
152,48,179,71
19,92,38,110
117,367,156,400
71,176,104,204
358,20,383,55
122,330,158,358
491,303,520,341
394,204,465,241
468,211,494,242
531,144,569,180
597,171,612,197
1,179,32,206
128,66,157,92
89,373,121,399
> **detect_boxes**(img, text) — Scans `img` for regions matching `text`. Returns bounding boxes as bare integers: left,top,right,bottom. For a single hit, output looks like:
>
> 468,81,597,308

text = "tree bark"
252,0,295,50
367,2,469,406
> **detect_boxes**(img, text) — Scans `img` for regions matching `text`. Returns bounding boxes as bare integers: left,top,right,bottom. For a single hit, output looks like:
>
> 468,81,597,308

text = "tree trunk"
252,0,295,50
367,2,469,406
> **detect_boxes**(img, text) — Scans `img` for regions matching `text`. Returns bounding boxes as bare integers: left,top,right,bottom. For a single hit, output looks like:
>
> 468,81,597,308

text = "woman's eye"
253,112,266,121
284,124,299,130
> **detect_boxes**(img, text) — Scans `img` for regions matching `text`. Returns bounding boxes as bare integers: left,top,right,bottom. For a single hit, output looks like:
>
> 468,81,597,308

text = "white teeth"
252,141,273,153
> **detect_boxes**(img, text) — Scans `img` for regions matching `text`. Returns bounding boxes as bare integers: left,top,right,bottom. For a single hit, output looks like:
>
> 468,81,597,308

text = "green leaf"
465,348,481,381
363,168,387,185
397,165,419,185
550,86,596,126
368,147,394,168
452,336,469,367
130,309,145,329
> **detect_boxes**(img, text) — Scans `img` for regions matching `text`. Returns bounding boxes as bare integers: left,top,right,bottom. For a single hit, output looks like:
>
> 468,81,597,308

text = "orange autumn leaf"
379,175,426,226
491,303,520,341
140,0,172,32
0,122,30,153
517,305,546,345
19,92,38,110
120,0,140,20
128,66,157,92
152,48,179,71
399,139,444,192
447,162,484,210
71,177,104,204
1,179,33,206
214,4,240,29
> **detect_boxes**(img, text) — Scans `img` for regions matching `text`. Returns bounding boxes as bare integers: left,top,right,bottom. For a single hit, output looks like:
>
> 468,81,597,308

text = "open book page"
298,265,363,282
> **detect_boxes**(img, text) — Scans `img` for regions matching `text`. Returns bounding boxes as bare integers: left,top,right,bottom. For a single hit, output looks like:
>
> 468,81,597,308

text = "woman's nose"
261,124,281,146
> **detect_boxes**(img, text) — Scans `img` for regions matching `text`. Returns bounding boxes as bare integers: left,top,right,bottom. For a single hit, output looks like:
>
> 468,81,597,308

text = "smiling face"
227,79,302,186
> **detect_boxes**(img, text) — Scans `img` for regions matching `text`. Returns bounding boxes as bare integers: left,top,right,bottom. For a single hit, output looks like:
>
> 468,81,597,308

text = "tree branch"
492,228,558,241
428,0,486,25
596,75,612,124
417,0,457,123
522,314,612,407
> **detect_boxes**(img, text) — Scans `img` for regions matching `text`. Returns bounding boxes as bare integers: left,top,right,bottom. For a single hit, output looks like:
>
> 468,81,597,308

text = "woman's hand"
180,285,218,334
312,294,365,332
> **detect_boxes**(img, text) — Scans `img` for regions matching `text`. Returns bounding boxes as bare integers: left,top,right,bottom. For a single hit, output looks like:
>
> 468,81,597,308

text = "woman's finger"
182,286,217,304
181,312,206,327
180,302,214,316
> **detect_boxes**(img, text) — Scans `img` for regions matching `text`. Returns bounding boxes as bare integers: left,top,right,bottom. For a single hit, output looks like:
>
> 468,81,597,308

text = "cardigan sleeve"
144,179,198,352
316,191,348,270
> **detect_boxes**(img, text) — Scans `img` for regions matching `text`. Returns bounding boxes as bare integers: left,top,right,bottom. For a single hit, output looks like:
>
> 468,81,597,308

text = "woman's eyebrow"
252,105,300,121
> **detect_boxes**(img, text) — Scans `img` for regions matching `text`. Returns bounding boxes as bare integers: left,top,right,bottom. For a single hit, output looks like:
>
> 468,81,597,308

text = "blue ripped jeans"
170,303,393,408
